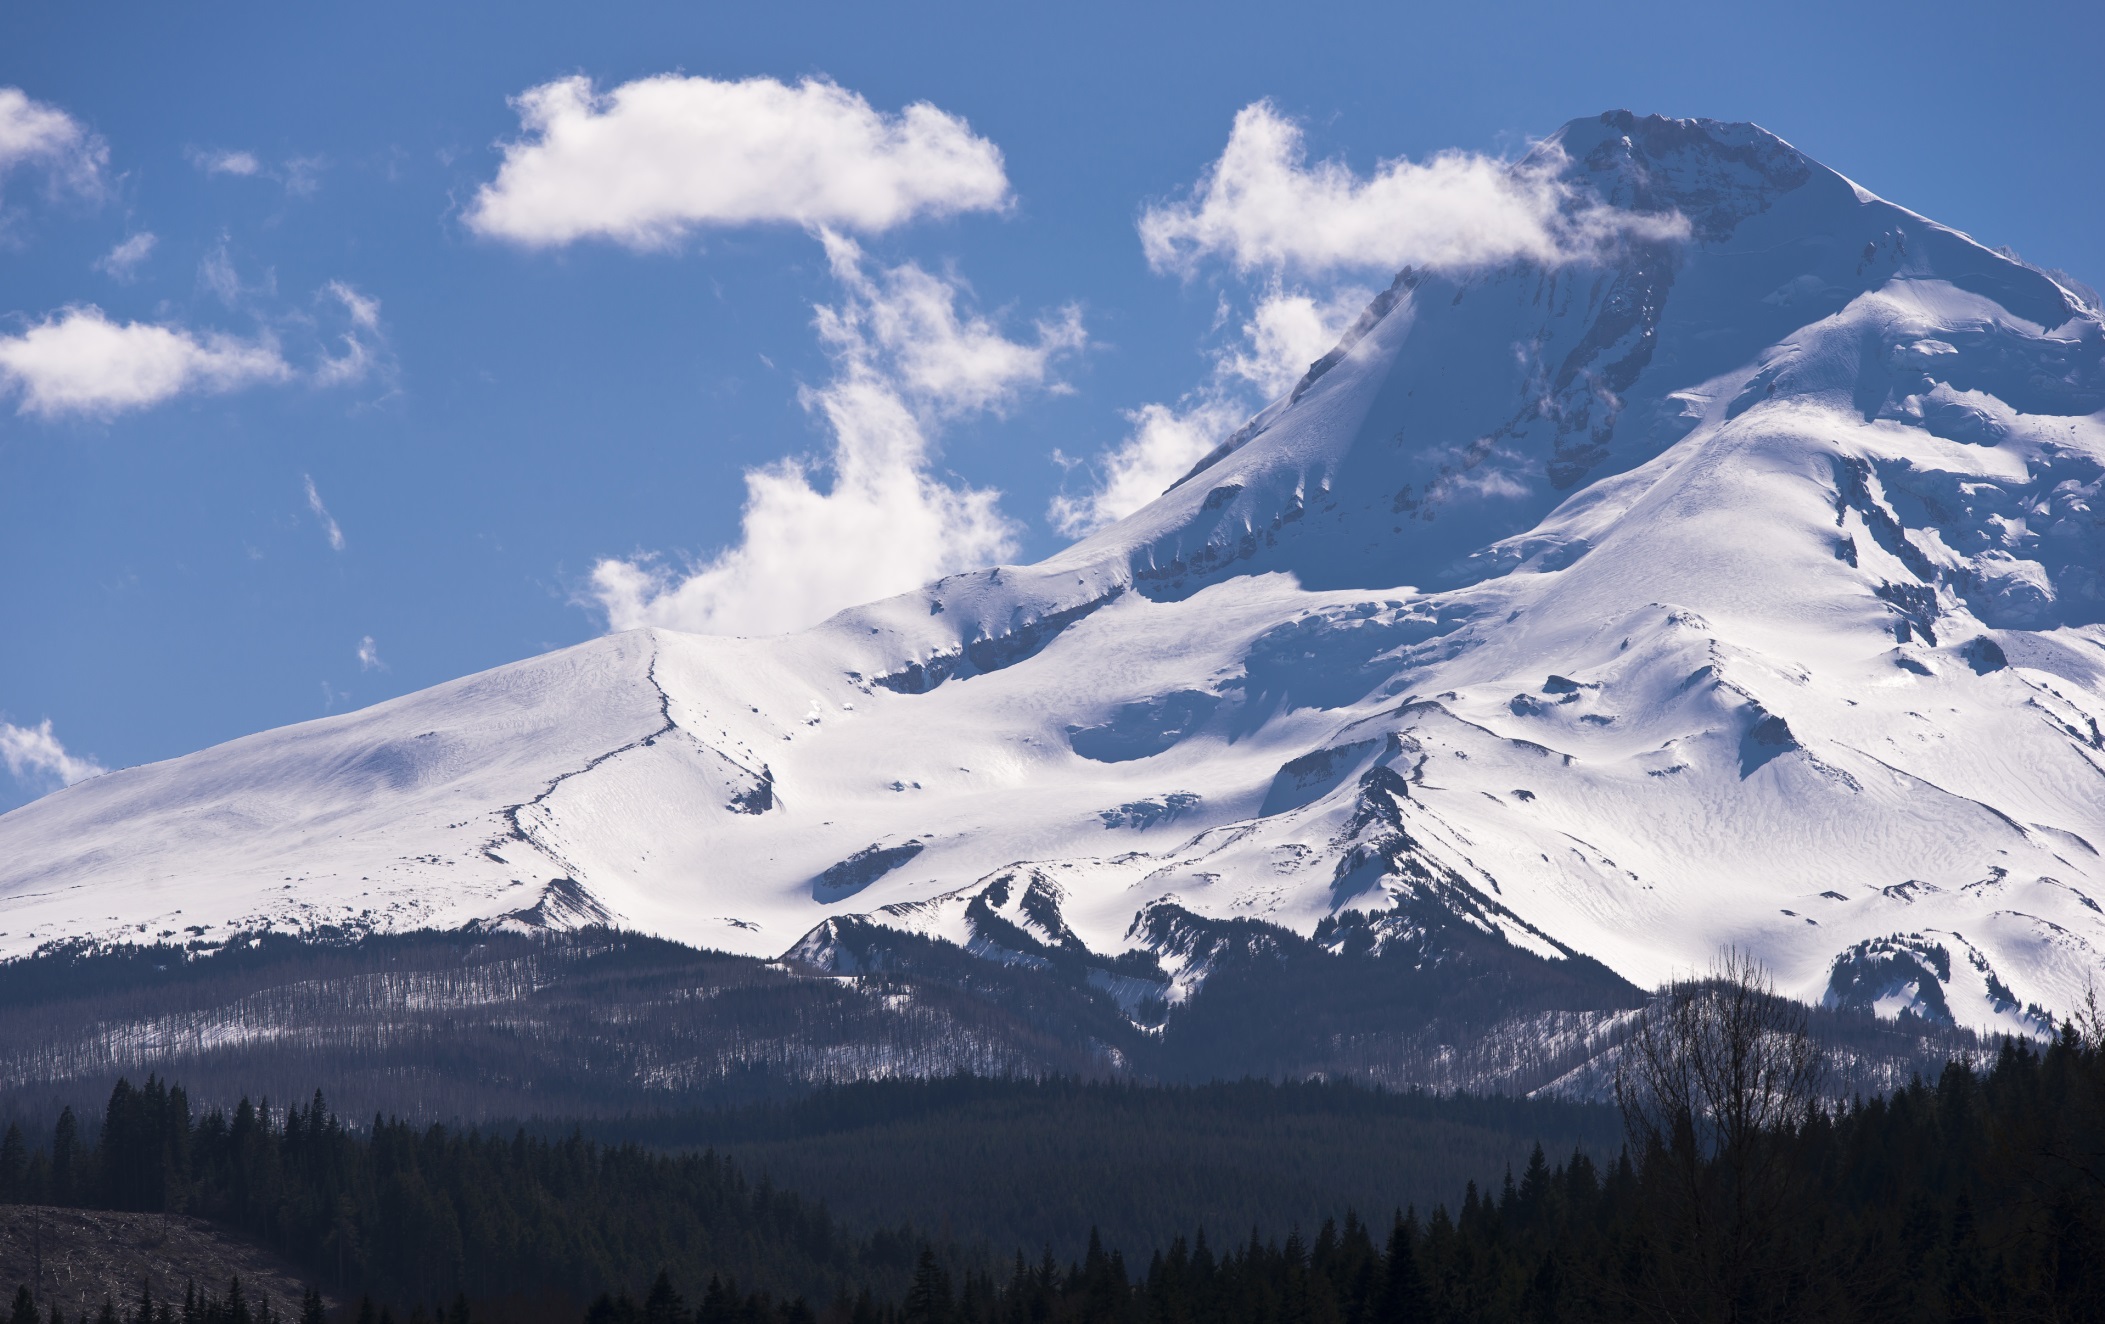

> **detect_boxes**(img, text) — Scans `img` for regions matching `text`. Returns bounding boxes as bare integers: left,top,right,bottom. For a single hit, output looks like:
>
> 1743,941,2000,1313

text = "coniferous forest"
4,972,2105,1322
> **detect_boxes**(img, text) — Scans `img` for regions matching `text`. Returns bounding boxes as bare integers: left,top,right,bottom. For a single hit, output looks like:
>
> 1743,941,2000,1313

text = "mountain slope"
3,112,2101,1038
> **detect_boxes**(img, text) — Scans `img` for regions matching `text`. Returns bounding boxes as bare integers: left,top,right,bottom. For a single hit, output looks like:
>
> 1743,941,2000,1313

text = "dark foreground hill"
0,1206,317,1317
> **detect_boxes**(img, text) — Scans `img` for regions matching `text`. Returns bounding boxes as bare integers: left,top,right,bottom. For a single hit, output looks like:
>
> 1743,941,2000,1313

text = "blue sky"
2,0,2101,810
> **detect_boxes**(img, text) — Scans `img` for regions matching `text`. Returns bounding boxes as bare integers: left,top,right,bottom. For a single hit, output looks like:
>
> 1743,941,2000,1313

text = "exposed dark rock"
813,841,926,900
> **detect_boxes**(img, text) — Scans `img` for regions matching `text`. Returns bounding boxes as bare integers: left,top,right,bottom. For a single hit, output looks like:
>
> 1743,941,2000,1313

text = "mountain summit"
6,113,2102,1036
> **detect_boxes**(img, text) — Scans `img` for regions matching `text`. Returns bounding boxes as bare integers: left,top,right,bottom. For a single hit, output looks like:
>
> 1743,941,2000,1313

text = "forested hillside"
4,973,2104,1321
0,928,1984,1129
576,1078,1620,1261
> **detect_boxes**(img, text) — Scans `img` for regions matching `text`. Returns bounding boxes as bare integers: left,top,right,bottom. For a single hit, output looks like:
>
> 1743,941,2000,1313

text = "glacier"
3,111,2101,1038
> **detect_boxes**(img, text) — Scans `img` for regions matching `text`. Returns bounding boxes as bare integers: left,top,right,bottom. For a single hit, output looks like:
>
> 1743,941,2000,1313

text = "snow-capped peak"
3,114,2101,1039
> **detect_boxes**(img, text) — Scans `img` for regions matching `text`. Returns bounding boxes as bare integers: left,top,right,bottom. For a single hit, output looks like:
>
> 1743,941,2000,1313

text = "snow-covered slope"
5,113,2102,1035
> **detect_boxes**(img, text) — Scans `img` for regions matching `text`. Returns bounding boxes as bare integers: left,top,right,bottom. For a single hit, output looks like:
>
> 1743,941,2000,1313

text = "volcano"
5,112,2102,1039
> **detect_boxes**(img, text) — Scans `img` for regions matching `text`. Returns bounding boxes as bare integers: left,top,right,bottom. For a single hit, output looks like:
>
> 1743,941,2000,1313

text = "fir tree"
1378,1211,1426,1324
0,1125,25,1204
641,1272,682,1324
902,1251,951,1324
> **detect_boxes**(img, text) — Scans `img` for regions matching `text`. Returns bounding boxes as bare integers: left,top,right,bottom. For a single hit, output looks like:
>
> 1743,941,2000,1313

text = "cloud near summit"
466,74,1011,248
1050,102,1692,538
0,717,104,793
590,232,1084,637
1139,101,1684,278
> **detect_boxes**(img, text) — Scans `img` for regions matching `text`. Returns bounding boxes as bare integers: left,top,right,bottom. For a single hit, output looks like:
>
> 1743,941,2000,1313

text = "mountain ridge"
4,111,2102,1045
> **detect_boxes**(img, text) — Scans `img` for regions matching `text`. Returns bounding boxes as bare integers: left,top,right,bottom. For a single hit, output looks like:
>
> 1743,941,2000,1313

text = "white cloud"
329,282,380,334
1048,286,1361,536
187,147,325,197
1049,396,1245,537
188,147,262,177
93,232,157,281
1138,101,1684,278
588,233,1081,636
1220,283,1372,396
313,280,388,387
356,635,384,671
304,474,345,551
0,87,106,204
0,273,387,420
0,306,290,418
1053,104,1688,538
466,74,1010,249
812,230,1084,415
0,717,105,793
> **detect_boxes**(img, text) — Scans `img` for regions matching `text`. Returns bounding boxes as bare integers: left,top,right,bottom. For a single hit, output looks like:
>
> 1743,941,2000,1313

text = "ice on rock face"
3,113,2103,1035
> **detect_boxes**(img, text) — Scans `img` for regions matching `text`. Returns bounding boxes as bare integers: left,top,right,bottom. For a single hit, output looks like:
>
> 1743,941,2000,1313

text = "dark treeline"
0,1081,922,1309
6,1279,313,1324
726,1029,2105,1324
5,965,2105,1321
559,1076,1620,1262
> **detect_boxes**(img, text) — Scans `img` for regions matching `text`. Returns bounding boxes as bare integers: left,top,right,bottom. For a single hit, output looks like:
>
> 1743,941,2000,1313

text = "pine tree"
0,1124,25,1204
642,1272,683,1324
50,1110,78,1207
1378,1211,1426,1324
902,1250,952,1324
1517,1144,1550,1222
9,1286,36,1324
696,1278,731,1324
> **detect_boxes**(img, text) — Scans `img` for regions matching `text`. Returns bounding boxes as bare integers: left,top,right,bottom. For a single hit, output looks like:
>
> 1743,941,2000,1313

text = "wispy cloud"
0,717,105,794
0,87,107,207
93,232,157,282
186,146,326,197
187,146,262,178
195,236,271,307
588,231,1083,636
312,280,389,389
304,474,345,551
1048,283,1365,536
356,635,384,671
466,73,1010,249
281,154,325,198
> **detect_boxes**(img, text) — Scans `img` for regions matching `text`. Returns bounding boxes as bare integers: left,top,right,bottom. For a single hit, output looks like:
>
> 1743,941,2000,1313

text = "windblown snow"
5,113,2102,1035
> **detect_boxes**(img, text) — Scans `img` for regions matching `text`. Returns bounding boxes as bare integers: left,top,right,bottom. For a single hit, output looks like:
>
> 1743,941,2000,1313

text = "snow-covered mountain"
6,112,2102,1038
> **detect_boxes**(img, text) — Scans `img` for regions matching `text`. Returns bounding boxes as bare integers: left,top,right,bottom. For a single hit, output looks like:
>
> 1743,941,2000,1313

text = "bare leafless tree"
1612,949,1826,1324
